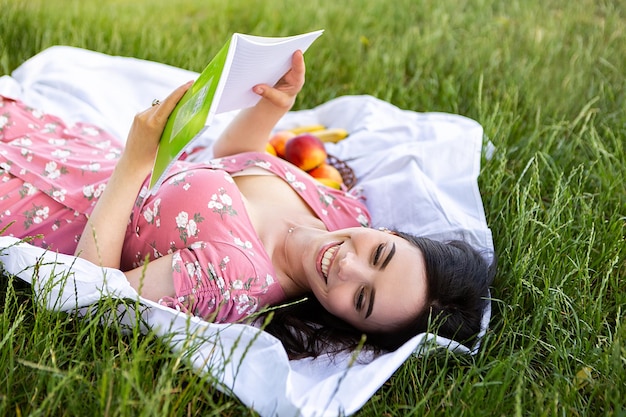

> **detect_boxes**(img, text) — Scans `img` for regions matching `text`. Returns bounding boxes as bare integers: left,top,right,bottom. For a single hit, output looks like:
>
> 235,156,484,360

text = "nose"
337,252,366,283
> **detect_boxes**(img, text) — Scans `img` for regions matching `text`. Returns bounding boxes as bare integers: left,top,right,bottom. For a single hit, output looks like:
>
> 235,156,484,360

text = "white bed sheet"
0,46,494,417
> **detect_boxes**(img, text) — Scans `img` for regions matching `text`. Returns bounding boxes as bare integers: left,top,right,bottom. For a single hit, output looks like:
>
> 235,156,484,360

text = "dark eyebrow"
365,289,375,319
380,242,396,270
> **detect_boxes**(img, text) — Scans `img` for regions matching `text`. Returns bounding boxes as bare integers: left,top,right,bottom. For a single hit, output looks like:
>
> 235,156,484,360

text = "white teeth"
321,245,338,279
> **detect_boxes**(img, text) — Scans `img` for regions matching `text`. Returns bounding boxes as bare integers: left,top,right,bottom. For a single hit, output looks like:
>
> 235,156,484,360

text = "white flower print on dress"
207,262,218,281
223,172,234,184
105,151,119,160
235,294,257,315
142,198,161,226
206,159,225,169
189,241,206,250
82,183,106,200
44,161,66,180
175,210,204,244
93,184,106,199
20,148,33,162
48,138,67,146
319,191,335,207
14,137,33,147
51,188,67,202
208,187,237,218
93,139,111,149
213,275,231,301
253,161,272,170
81,126,100,136
23,204,49,229
219,193,232,206
175,211,189,228
233,236,253,252
219,256,230,271
42,123,59,133
137,185,149,201
185,260,202,283
216,275,225,290
81,162,101,172
19,182,37,198
284,170,307,191
356,213,369,227
187,219,198,236
168,172,188,186
51,149,71,161
33,207,49,223
0,115,9,130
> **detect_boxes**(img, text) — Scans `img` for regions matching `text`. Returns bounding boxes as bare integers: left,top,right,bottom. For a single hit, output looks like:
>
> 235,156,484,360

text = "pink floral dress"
0,96,371,323
0,95,121,254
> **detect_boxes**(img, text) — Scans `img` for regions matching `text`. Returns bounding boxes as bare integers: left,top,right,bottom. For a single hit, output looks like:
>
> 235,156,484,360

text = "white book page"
214,30,323,115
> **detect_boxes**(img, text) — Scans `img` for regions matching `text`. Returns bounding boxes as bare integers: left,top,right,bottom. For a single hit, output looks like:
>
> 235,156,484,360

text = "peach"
284,133,327,171
308,163,344,189
268,130,296,158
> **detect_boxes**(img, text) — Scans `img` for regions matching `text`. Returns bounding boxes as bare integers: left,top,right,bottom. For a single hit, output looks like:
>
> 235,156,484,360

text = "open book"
149,29,324,190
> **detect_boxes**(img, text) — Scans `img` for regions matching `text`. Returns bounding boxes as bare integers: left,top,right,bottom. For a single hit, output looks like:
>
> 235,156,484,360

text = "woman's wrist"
115,153,153,183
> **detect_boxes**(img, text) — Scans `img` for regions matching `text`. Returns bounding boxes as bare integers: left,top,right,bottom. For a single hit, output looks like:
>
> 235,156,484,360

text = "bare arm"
75,81,192,269
212,50,306,158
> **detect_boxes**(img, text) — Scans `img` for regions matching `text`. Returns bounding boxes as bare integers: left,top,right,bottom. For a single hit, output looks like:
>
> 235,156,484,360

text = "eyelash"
373,244,384,265
356,286,365,311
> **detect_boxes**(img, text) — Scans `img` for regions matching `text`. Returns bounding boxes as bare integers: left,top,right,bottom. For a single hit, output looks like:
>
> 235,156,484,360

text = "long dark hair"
263,233,495,360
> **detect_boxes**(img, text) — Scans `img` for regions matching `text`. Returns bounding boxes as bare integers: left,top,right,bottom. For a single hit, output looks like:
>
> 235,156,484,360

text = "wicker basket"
327,154,356,189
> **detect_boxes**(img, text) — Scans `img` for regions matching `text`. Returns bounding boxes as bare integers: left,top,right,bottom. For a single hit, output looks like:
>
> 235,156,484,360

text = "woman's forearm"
74,159,147,268
74,81,193,267
212,97,291,157
213,50,305,158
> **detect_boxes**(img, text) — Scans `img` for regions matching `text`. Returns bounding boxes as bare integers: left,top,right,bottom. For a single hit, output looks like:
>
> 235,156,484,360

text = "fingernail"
253,86,264,94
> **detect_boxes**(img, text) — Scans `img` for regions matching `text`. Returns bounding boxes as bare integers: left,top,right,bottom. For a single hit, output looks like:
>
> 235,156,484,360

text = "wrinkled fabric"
0,46,494,417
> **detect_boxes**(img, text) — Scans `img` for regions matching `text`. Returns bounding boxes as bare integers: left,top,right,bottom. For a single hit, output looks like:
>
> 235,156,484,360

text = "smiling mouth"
320,244,340,282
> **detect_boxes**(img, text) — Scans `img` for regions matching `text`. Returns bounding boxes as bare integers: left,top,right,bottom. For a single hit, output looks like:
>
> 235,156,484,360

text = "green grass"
1,0,625,415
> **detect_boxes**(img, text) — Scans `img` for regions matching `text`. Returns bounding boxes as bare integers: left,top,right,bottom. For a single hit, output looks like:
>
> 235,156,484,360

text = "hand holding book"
149,30,324,190
211,50,307,159
252,49,306,110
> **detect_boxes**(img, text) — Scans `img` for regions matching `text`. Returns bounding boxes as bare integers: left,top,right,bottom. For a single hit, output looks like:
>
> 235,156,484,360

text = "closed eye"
380,242,395,270
355,286,365,311
373,244,384,265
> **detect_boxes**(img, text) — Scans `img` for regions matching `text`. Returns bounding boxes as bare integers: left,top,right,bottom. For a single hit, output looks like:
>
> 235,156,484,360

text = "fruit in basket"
287,124,326,135
314,128,349,143
284,133,327,171
265,143,277,155
268,130,296,158
308,163,344,189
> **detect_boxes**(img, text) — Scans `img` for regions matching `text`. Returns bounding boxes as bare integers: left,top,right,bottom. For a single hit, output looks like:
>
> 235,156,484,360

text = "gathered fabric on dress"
0,96,372,323
123,152,371,322
0,95,121,254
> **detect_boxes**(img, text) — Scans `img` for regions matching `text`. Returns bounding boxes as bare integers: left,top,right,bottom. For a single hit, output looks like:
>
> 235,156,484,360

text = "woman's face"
291,227,428,333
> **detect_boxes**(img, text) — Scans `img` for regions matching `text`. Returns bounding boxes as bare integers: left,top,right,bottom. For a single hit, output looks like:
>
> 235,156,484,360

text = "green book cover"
149,30,324,190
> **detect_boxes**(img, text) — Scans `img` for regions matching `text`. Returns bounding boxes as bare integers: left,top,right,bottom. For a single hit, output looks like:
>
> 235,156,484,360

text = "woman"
0,51,494,358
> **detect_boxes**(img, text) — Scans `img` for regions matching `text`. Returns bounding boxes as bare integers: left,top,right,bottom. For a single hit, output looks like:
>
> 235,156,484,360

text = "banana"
287,124,326,135
313,128,349,143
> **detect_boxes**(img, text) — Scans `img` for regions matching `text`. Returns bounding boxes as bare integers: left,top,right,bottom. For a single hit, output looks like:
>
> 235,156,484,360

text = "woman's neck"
273,218,326,299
